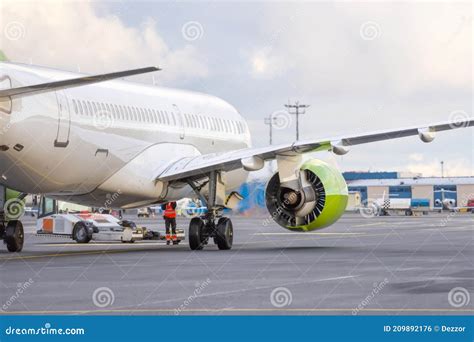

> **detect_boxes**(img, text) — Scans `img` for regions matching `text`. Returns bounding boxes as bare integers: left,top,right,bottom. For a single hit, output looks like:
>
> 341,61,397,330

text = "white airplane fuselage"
0,63,251,208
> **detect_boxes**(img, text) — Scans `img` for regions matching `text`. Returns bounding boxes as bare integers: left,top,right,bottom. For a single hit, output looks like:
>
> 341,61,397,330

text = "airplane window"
225,120,230,132
105,103,111,115
86,101,91,115
126,107,131,120
170,112,176,126
147,109,153,123
233,121,238,134
164,111,169,125
78,101,84,115
113,104,117,117
72,100,78,114
191,115,196,128
158,110,163,124
184,114,189,127
118,105,123,120
92,102,98,115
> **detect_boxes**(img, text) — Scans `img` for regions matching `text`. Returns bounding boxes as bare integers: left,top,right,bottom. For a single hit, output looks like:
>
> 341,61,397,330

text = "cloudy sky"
1,1,472,177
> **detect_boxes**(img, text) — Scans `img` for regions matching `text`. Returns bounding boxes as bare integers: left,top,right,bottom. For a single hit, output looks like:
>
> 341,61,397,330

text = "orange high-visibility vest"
164,203,176,218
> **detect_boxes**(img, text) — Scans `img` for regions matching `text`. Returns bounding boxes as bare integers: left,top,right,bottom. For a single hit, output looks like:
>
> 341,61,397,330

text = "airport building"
345,172,474,209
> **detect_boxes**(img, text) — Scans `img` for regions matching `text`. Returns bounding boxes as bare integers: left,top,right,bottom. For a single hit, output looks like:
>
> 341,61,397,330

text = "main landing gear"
0,190,26,252
187,171,233,251
189,215,233,251
1,220,24,252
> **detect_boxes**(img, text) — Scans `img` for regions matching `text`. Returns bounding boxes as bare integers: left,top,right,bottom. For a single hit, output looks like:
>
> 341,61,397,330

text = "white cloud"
250,2,471,95
0,1,208,84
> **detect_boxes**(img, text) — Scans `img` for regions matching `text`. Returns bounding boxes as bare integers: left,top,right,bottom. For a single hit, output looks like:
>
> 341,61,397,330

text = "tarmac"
0,212,472,315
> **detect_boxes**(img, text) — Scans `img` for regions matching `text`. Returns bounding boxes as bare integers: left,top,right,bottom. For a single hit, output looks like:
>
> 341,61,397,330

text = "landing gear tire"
215,217,233,250
4,220,24,252
73,222,92,243
189,217,205,250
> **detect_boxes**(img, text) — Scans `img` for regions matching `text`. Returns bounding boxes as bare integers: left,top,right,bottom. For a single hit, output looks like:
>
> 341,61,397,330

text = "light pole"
284,101,310,141
264,114,278,145
441,161,444,178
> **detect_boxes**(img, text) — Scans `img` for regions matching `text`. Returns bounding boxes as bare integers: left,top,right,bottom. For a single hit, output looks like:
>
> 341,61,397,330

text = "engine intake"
265,159,348,231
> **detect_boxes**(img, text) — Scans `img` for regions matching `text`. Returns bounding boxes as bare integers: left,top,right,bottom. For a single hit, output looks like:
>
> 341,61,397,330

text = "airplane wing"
0,66,160,99
157,118,474,182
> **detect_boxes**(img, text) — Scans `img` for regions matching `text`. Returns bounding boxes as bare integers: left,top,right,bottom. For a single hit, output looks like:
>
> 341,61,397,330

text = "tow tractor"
35,197,185,244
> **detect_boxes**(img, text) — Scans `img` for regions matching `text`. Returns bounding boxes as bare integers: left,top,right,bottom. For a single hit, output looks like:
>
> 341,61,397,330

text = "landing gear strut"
187,171,233,251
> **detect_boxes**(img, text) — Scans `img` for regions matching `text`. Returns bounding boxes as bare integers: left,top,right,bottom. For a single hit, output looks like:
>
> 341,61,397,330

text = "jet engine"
265,159,348,231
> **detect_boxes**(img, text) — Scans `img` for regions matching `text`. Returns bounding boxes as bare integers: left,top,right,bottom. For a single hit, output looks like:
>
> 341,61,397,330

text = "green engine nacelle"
265,159,348,232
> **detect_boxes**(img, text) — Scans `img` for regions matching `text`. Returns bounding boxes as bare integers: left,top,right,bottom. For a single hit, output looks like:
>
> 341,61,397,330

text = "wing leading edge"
0,66,160,99
156,118,474,182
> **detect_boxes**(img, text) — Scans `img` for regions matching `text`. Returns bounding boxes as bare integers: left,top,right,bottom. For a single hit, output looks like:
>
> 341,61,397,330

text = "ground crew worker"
161,201,177,245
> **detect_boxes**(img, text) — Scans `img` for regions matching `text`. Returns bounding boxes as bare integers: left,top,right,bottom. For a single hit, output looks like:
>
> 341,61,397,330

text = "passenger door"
172,104,185,139
54,91,71,147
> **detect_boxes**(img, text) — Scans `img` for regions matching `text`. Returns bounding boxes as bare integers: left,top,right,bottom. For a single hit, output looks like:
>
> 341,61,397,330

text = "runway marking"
253,232,367,236
0,248,163,261
1,308,472,315
352,222,386,227
37,242,164,247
